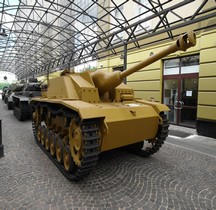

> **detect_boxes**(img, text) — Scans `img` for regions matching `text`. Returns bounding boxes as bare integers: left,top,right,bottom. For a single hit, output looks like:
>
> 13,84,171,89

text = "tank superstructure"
13,78,42,121
6,83,24,110
31,31,196,180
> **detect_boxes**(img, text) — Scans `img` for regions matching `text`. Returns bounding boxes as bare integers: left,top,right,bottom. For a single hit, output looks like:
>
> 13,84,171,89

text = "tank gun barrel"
120,31,196,79
92,31,196,96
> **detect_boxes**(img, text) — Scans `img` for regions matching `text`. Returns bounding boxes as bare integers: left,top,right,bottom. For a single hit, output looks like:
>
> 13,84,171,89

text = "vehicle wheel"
40,126,46,146
63,146,74,173
37,125,42,142
69,120,83,166
50,132,57,157
56,138,64,164
45,130,50,151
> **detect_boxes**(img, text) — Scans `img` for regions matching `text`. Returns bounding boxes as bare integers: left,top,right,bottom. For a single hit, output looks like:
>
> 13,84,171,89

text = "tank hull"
31,98,169,151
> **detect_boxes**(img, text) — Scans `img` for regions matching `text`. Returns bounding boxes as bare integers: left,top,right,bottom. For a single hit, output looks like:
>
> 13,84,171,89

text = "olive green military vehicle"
31,31,196,180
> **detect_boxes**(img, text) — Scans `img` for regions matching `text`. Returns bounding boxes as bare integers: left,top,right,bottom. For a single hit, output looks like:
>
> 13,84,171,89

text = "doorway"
163,74,198,127
163,55,199,128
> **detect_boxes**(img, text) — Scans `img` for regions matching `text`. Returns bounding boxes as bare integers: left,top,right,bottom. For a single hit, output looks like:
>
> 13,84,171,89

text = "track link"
127,112,169,157
14,102,29,121
32,103,100,181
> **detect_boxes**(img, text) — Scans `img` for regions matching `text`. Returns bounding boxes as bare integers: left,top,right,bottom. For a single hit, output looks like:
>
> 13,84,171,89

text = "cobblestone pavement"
0,101,216,210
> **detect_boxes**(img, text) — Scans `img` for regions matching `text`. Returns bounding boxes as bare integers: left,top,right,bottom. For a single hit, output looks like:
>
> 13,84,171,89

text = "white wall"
0,71,17,83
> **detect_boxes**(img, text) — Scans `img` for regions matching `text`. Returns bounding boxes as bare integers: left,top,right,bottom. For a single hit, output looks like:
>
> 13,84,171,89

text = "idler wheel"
50,132,57,157
63,146,74,172
56,138,64,164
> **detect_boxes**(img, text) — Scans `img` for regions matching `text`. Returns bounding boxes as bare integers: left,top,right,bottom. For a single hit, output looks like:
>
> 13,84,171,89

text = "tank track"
32,103,100,181
13,102,29,121
127,112,169,158
7,101,14,110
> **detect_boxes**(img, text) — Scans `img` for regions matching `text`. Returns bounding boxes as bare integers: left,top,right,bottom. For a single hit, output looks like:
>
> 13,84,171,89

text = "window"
181,55,199,74
164,59,180,75
164,55,199,76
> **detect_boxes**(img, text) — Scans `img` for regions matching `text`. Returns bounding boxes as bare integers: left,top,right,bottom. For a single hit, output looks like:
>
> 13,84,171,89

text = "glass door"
163,79,179,124
179,77,198,127
163,75,198,127
163,55,199,128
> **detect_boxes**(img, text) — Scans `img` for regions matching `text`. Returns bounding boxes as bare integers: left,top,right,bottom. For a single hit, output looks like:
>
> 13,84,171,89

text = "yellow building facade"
98,28,216,138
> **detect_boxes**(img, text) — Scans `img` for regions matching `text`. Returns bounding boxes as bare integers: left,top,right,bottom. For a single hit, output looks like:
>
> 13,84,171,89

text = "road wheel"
63,146,74,172
56,138,64,164
50,132,57,157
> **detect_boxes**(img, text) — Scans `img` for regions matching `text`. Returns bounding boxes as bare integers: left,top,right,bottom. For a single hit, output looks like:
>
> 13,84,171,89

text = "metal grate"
0,0,215,79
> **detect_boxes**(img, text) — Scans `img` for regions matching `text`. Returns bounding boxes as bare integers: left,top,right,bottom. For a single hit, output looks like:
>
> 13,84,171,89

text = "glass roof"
0,0,215,79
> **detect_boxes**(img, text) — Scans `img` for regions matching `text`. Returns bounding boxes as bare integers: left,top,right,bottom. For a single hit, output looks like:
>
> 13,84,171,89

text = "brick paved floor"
0,101,216,210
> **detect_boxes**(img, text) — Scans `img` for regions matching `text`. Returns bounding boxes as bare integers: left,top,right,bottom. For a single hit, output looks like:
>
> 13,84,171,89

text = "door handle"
179,101,184,109
174,101,181,109
174,101,184,109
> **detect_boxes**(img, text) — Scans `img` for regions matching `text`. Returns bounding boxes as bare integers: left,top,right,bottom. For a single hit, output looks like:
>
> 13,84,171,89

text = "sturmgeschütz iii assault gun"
31,31,196,180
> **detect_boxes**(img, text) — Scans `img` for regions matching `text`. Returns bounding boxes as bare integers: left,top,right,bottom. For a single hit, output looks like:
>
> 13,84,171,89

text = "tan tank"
31,31,196,180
